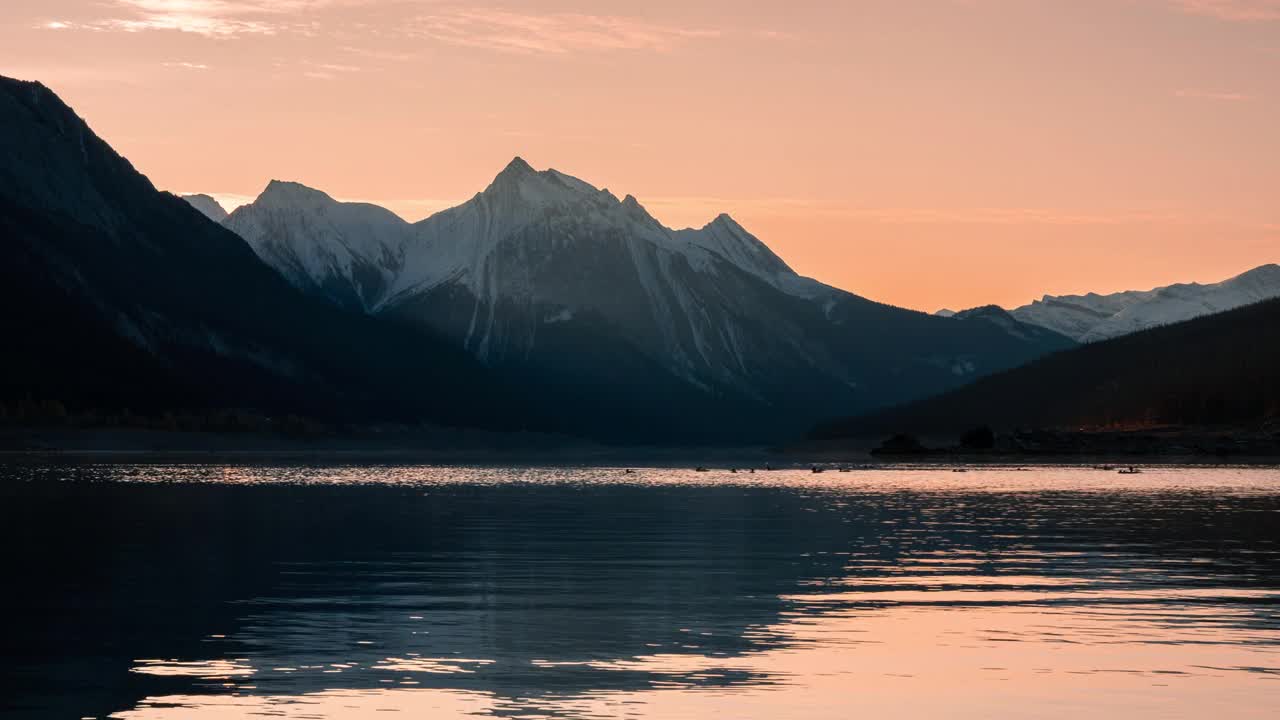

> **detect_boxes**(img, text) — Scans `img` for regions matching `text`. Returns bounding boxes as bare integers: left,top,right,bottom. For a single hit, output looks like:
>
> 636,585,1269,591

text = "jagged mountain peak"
480,157,613,214
498,155,535,176
486,156,538,191
488,157,572,188
699,213,766,244
619,193,662,226
675,210,808,293
476,161,758,260
476,159,811,292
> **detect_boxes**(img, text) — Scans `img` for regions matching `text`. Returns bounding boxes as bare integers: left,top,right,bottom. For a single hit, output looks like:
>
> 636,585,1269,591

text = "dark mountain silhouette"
812,297,1280,439
0,75,521,430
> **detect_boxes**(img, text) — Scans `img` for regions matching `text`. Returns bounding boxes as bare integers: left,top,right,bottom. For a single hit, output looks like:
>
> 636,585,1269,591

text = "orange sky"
3,0,1277,311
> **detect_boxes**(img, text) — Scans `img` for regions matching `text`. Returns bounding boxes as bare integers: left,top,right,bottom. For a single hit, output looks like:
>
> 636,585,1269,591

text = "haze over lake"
3,462,1278,719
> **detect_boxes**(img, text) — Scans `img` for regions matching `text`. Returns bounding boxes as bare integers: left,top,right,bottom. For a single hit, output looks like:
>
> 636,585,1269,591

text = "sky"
2,0,1277,312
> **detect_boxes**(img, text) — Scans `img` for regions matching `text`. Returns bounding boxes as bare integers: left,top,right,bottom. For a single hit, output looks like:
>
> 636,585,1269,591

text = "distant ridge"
812,297,1280,439
1008,264,1280,342
180,193,228,223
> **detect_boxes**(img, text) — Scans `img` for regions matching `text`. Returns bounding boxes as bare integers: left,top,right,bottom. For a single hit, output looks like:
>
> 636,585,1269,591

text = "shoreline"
3,427,1278,468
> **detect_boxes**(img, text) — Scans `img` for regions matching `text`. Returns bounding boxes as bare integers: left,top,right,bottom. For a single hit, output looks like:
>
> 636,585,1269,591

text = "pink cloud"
408,9,720,55
37,0,372,38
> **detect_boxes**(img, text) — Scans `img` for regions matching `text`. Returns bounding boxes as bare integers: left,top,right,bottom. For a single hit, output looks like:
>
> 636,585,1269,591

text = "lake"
2,462,1278,718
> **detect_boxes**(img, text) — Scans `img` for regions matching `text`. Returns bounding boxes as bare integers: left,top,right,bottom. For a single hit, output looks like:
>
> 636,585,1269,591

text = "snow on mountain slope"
387,158,820,304
674,213,827,299
217,157,1074,433
382,158,843,389
223,158,834,331
181,193,228,223
224,181,411,312
1010,264,1280,342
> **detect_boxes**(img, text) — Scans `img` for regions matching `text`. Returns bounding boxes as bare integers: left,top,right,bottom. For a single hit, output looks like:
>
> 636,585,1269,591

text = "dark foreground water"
2,463,1278,719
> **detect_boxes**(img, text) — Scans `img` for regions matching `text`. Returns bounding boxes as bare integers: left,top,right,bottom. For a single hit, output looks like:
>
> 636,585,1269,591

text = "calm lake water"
2,462,1278,719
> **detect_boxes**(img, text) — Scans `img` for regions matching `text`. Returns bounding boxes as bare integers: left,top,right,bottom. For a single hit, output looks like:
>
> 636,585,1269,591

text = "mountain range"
8,72,1271,446
989,264,1280,342
193,160,1073,439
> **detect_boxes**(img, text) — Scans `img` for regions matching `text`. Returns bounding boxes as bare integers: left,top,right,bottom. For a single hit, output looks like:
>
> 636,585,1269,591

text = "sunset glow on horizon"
3,0,1277,311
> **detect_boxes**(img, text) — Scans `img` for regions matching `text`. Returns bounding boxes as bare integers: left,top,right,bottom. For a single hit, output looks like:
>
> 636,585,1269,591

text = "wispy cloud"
314,62,360,73
1171,1,1280,21
98,0,280,37
1175,87,1255,100
40,2,728,50
299,60,362,80
161,61,212,70
408,9,720,55
337,45,419,62
38,0,365,38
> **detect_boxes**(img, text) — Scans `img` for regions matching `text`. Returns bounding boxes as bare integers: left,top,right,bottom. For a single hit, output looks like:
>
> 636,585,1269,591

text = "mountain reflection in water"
2,463,1278,719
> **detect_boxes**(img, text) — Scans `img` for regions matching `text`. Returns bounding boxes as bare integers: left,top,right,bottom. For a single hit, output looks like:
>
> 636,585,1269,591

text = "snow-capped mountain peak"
687,212,789,273
223,179,410,312
220,159,840,311
676,212,825,298
383,159,827,304
481,157,606,213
